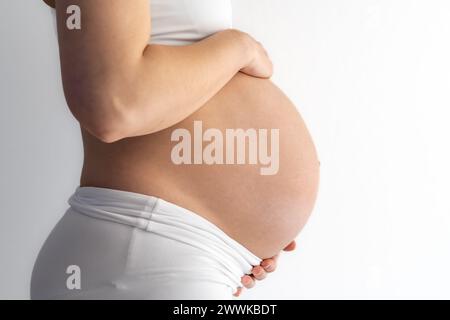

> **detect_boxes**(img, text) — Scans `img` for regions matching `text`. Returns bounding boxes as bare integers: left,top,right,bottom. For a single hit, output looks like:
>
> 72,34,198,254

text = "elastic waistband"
69,186,161,230
68,187,262,279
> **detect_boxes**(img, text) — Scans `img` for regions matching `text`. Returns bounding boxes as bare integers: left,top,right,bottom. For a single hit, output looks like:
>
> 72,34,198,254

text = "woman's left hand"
234,240,297,297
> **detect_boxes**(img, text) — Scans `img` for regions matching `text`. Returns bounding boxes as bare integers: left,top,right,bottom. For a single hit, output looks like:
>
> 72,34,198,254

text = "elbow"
83,100,134,144
64,83,135,144
90,121,127,144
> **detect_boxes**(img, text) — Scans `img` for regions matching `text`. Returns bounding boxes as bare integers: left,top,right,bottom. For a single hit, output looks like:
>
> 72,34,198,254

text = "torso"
74,0,318,259
80,73,319,259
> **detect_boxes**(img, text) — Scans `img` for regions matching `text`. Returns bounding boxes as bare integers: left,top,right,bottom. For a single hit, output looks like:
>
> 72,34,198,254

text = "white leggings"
30,187,262,300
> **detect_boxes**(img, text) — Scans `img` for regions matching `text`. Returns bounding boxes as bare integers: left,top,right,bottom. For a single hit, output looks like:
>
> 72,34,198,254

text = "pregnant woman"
31,0,320,299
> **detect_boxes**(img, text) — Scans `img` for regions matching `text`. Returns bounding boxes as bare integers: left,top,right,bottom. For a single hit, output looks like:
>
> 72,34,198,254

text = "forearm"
63,29,252,143
117,30,251,139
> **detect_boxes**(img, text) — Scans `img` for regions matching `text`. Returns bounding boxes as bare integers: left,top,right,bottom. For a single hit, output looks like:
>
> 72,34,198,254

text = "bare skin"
52,0,273,142
79,72,319,258
234,241,297,296
44,0,319,294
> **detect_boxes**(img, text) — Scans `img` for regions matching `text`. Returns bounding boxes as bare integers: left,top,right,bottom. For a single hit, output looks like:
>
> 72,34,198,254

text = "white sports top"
150,0,233,46
49,0,233,46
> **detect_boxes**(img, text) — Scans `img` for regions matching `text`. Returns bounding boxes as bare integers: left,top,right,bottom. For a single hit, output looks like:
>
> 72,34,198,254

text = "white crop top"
49,0,233,46
150,0,233,46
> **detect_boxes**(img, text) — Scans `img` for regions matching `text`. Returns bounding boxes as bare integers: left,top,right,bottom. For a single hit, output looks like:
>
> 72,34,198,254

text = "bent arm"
53,0,254,142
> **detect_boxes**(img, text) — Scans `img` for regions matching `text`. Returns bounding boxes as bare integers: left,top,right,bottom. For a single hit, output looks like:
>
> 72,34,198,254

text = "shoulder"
43,0,55,8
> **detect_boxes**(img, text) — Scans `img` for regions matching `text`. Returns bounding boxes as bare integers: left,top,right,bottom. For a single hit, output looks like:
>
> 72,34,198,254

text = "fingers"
236,275,255,298
261,257,278,272
233,287,243,297
259,241,295,273
283,240,297,252
241,275,256,289
251,265,267,280
236,242,296,296
238,265,267,295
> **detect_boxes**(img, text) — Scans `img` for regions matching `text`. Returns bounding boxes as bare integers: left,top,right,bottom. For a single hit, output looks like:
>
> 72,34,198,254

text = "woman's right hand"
238,31,274,79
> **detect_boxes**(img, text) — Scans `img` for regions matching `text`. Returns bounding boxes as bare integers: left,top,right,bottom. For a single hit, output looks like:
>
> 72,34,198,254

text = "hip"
31,186,261,300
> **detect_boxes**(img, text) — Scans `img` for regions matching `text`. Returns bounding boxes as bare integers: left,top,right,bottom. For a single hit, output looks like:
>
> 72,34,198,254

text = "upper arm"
52,0,151,136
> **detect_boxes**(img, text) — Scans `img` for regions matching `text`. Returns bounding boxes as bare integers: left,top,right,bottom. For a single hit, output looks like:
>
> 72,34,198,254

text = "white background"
1,0,450,299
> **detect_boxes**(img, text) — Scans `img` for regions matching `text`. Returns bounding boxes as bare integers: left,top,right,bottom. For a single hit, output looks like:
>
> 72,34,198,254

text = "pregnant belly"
81,73,320,259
